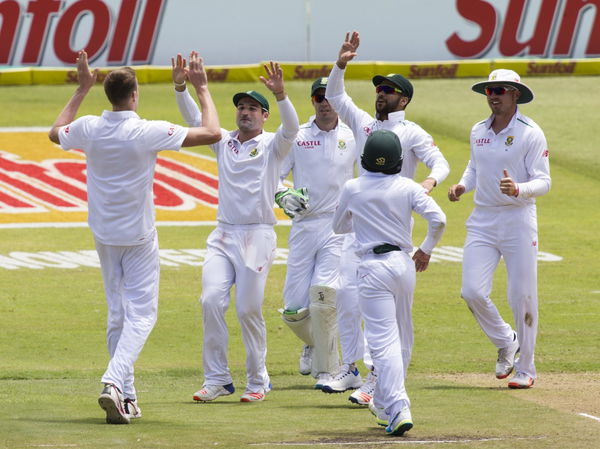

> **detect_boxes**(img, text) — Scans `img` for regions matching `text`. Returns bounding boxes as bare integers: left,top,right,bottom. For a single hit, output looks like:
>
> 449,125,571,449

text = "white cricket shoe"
240,383,271,402
299,345,312,376
508,372,534,389
193,383,235,402
98,384,130,424
321,364,362,393
368,398,388,427
314,372,333,390
124,398,142,419
496,333,520,379
385,406,413,436
349,370,377,405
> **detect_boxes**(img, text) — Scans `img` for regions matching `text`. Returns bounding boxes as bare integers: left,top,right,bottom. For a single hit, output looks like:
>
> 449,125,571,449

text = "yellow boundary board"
1,59,599,85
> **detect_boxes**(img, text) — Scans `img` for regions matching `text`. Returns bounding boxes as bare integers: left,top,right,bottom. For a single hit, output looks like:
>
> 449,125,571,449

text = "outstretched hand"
187,51,208,90
76,50,98,92
337,31,360,68
260,61,285,100
171,53,187,86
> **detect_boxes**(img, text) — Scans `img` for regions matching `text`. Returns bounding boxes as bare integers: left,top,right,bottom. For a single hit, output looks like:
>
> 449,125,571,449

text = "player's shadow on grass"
272,383,323,391
19,417,116,426
423,384,507,391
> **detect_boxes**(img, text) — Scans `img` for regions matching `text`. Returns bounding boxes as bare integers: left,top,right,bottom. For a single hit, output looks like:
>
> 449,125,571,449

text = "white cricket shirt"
325,64,450,184
332,172,446,256
175,89,299,225
458,109,551,207
59,110,187,245
280,117,358,219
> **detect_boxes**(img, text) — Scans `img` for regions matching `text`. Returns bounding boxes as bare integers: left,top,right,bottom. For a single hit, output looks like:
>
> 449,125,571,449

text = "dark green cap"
361,129,403,174
311,77,328,96
372,73,414,100
233,90,269,112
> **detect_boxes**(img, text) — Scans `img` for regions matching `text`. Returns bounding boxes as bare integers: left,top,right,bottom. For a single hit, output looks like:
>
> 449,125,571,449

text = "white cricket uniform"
458,109,550,379
176,89,299,392
332,171,446,420
280,117,358,311
325,64,450,368
58,111,187,398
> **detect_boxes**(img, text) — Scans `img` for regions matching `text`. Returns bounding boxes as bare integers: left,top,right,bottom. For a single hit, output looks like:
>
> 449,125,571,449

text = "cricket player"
275,77,359,389
333,130,446,435
48,51,221,424
324,31,450,403
448,69,551,389
173,61,300,402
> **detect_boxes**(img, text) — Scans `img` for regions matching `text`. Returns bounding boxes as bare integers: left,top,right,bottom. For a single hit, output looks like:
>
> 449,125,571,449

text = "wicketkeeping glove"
275,187,309,219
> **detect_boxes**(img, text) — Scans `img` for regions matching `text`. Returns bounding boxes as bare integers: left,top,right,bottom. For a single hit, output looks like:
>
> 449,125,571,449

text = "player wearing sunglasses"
322,31,450,419
448,69,551,390
275,77,359,391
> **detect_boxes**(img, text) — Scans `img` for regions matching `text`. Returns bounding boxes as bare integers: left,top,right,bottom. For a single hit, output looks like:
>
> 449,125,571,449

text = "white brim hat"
471,69,534,104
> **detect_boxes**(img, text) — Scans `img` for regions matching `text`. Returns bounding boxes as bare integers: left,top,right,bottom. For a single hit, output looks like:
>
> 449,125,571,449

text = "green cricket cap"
372,73,414,100
311,77,328,96
232,90,269,112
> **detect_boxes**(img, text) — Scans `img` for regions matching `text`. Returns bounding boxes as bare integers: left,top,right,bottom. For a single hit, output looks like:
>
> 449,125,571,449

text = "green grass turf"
1,76,599,447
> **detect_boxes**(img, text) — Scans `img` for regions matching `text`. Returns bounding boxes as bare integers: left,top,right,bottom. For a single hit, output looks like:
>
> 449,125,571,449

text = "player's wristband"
513,184,519,197
173,80,186,87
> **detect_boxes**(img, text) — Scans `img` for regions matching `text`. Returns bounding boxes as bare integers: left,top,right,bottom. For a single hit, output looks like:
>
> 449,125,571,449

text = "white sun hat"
471,69,534,104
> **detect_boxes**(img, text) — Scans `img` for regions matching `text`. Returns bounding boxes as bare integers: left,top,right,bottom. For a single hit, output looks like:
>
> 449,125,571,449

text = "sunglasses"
312,94,327,103
375,85,403,95
485,86,516,96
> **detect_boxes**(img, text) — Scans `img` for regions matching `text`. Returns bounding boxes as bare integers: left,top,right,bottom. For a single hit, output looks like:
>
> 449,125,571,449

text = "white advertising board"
1,0,598,67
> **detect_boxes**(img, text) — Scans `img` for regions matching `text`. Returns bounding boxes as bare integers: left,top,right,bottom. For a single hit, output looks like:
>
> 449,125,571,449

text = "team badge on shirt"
249,148,259,157
337,140,346,150
505,136,514,146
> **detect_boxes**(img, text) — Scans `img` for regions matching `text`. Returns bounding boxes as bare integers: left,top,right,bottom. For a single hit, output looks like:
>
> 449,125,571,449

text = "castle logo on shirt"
475,138,491,147
296,140,321,150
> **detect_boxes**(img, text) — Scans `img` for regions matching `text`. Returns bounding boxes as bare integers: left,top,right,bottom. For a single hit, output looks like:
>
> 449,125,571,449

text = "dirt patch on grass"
430,372,600,417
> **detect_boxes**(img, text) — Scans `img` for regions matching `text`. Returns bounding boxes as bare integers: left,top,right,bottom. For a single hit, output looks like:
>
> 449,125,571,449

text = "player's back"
344,173,421,254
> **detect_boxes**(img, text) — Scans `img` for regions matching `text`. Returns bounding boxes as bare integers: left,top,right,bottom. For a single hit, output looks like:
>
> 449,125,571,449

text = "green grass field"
1,74,599,449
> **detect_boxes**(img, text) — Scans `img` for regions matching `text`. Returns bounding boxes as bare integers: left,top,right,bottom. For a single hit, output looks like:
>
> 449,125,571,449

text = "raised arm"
181,51,221,147
261,61,300,157
336,31,360,70
48,51,97,144
325,32,373,135
172,53,202,127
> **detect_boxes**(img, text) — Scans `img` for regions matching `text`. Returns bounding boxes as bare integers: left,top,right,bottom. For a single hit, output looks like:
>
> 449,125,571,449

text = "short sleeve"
58,116,91,151
143,120,187,152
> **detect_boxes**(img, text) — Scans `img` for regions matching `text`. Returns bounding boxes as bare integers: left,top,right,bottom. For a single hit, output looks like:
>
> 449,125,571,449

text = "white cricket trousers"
201,223,275,392
358,250,415,418
95,232,160,399
283,215,343,310
461,205,538,378
337,234,380,368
